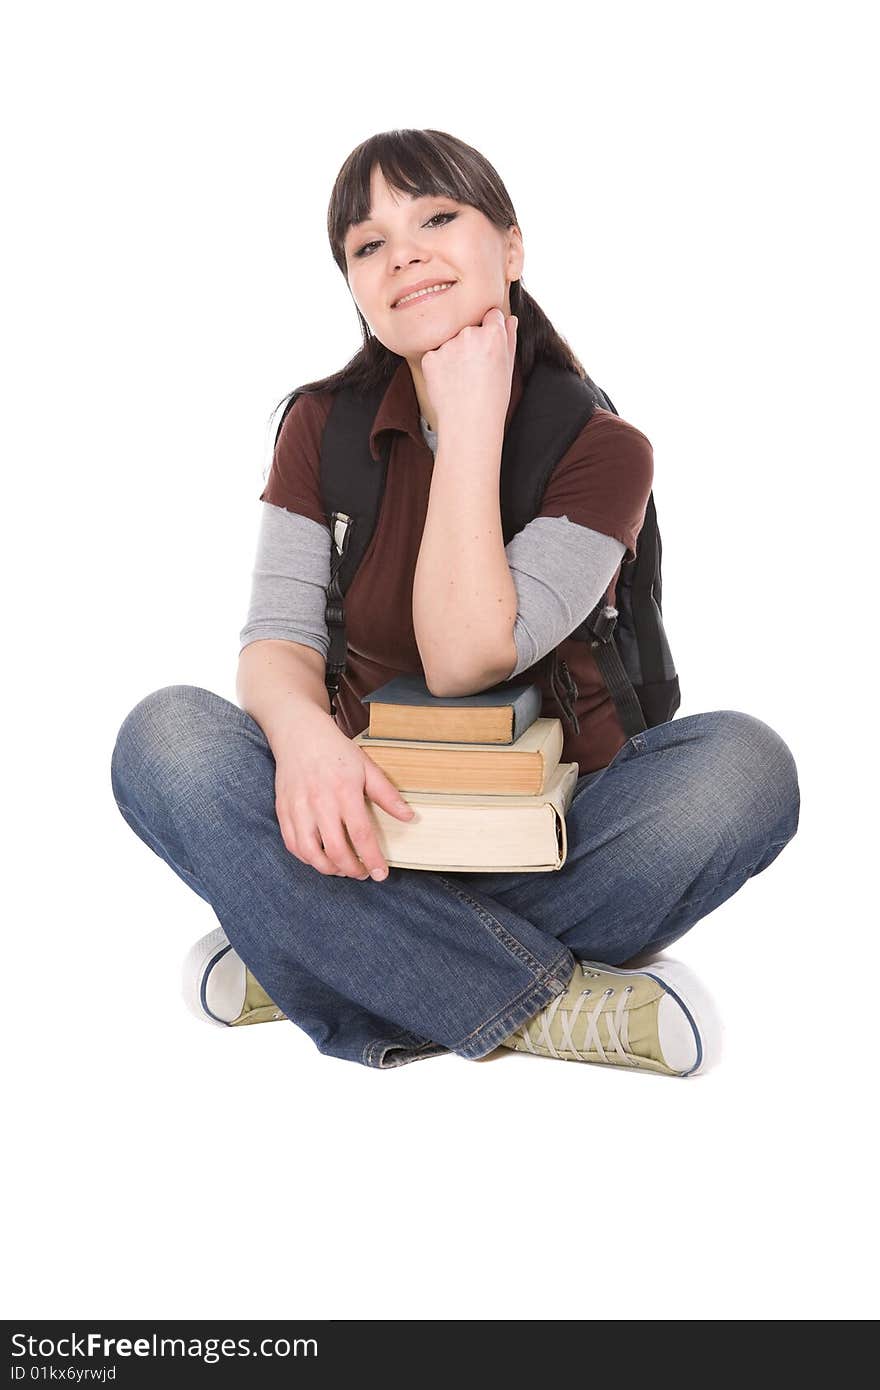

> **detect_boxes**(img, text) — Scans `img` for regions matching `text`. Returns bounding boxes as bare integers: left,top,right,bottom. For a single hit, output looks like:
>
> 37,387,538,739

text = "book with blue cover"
360,673,543,745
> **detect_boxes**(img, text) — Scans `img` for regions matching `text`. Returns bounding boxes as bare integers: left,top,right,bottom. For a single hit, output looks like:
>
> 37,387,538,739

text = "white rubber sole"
578,956,724,1076
181,925,242,1027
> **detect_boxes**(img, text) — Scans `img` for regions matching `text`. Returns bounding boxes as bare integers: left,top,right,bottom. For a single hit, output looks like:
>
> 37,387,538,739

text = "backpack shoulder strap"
272,381,391,584
318,381,392,586
499,360,603,540
499,362,634,735
306,380,393,715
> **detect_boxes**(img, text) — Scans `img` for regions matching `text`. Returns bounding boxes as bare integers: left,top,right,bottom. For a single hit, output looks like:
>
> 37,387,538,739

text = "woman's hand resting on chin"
420,306,517,441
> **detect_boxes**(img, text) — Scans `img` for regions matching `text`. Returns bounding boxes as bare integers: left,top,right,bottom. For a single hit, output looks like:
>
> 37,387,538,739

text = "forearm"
413,427,517,693
236,639,334,756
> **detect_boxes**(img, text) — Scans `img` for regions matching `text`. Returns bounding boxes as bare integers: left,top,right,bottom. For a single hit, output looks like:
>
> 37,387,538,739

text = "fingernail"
371,868,388,881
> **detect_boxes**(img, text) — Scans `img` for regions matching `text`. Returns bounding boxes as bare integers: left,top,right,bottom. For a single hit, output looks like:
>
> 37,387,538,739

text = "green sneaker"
182,927,286,1027
498,957,721,1076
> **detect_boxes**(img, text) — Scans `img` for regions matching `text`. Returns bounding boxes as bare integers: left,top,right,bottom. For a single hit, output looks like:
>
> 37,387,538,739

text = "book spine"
511,682,544,741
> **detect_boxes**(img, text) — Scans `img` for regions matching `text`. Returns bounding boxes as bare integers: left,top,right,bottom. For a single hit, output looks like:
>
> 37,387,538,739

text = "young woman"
110,129,800,1076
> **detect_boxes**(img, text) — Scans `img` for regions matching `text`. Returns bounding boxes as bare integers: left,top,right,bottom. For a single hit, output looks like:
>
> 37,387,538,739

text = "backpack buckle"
588,604,618,645
548,651,580,736
557,657,578,706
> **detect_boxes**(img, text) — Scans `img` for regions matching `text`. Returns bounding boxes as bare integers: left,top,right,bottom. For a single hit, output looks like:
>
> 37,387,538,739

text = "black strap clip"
548,650,580,736
587,604,619,645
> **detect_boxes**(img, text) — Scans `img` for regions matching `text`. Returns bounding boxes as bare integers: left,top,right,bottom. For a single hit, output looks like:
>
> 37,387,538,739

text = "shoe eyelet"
604,987,613,996
625,985,633,993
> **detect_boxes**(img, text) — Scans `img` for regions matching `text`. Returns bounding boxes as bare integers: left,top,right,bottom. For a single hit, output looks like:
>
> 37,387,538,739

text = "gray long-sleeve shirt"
239,414,626,679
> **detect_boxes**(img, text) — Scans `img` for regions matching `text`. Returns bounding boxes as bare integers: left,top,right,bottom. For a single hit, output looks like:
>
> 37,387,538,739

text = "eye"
353,210,458,259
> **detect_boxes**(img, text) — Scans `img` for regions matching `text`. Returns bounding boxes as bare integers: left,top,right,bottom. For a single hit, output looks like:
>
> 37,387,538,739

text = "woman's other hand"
273,710,414,880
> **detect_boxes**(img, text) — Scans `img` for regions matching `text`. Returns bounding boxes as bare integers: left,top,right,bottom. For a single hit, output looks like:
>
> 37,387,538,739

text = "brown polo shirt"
259,354,654,774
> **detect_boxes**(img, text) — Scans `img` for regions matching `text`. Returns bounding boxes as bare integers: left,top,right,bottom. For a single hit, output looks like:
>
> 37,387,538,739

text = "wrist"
267,699,335,753
434,421,504,460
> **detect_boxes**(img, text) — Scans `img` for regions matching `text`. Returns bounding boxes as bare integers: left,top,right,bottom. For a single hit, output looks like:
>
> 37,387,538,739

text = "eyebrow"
347,194,453,234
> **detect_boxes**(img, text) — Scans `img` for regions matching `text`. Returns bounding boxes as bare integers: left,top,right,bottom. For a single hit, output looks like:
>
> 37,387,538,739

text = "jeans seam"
361,947,575,1067
452,947,575,1057
433,874,563,980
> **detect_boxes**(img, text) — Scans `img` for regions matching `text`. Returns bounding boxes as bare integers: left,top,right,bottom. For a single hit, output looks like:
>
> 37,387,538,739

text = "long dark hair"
270,127,589,424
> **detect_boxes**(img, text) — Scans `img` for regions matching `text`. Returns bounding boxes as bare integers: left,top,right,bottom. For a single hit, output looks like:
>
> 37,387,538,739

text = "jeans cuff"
363,1031,451,1069
453,947,576,1060
361,948,575,1068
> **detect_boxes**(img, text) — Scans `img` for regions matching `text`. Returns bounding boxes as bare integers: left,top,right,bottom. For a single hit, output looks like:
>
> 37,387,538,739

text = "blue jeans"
109,687,800,1068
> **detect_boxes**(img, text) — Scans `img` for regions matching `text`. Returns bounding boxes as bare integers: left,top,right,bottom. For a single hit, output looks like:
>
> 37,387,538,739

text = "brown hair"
271,127,589,422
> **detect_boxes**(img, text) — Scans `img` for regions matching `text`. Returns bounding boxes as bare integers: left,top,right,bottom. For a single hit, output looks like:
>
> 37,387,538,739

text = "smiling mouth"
392,283,457,310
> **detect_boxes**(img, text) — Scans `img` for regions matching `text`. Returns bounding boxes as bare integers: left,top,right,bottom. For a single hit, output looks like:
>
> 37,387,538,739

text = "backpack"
272,359,680,741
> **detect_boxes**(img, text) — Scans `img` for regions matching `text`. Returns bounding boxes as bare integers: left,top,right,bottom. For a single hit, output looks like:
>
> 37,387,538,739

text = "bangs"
330,130,482,256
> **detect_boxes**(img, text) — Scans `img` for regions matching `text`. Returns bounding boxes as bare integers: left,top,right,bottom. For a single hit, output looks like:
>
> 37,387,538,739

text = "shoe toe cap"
182,928,246,1026
203,947,247,1024
657,992,701,1073
651,960,723,1075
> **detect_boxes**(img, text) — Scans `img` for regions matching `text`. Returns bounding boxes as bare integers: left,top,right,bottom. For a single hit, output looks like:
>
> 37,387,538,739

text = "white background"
3,0,877,1322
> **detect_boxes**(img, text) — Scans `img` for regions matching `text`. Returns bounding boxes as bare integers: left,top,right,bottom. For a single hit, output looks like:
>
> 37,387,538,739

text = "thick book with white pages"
367,760,580,873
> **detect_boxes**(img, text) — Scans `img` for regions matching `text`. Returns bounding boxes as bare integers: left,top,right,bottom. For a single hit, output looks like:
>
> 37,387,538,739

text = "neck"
405,357,437,433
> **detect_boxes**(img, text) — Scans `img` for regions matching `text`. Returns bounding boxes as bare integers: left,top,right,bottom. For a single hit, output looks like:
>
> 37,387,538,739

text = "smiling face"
343,165,524,361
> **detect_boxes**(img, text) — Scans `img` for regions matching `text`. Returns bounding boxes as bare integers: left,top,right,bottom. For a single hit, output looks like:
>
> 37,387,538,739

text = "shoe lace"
523,985,639,1065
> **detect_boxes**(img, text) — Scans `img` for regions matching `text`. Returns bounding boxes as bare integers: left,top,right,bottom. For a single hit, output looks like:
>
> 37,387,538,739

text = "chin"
401,317,469,352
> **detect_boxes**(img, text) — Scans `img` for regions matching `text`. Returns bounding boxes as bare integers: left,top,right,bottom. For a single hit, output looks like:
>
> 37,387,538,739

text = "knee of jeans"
110,685,224,801
712,710,800,839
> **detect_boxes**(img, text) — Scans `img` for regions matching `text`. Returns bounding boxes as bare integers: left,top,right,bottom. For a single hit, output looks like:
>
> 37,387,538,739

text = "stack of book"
353,673,579,874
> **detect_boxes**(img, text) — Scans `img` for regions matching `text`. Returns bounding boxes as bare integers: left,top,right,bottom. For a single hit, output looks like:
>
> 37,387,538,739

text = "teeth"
394,282,454,307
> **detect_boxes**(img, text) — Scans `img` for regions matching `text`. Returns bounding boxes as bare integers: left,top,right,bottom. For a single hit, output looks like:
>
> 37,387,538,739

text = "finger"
313,809,372,879
291,801,356,878
275,802,299,857
341,794,390,879
362,761,415,821
275,800,309,862
302,823,352,877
